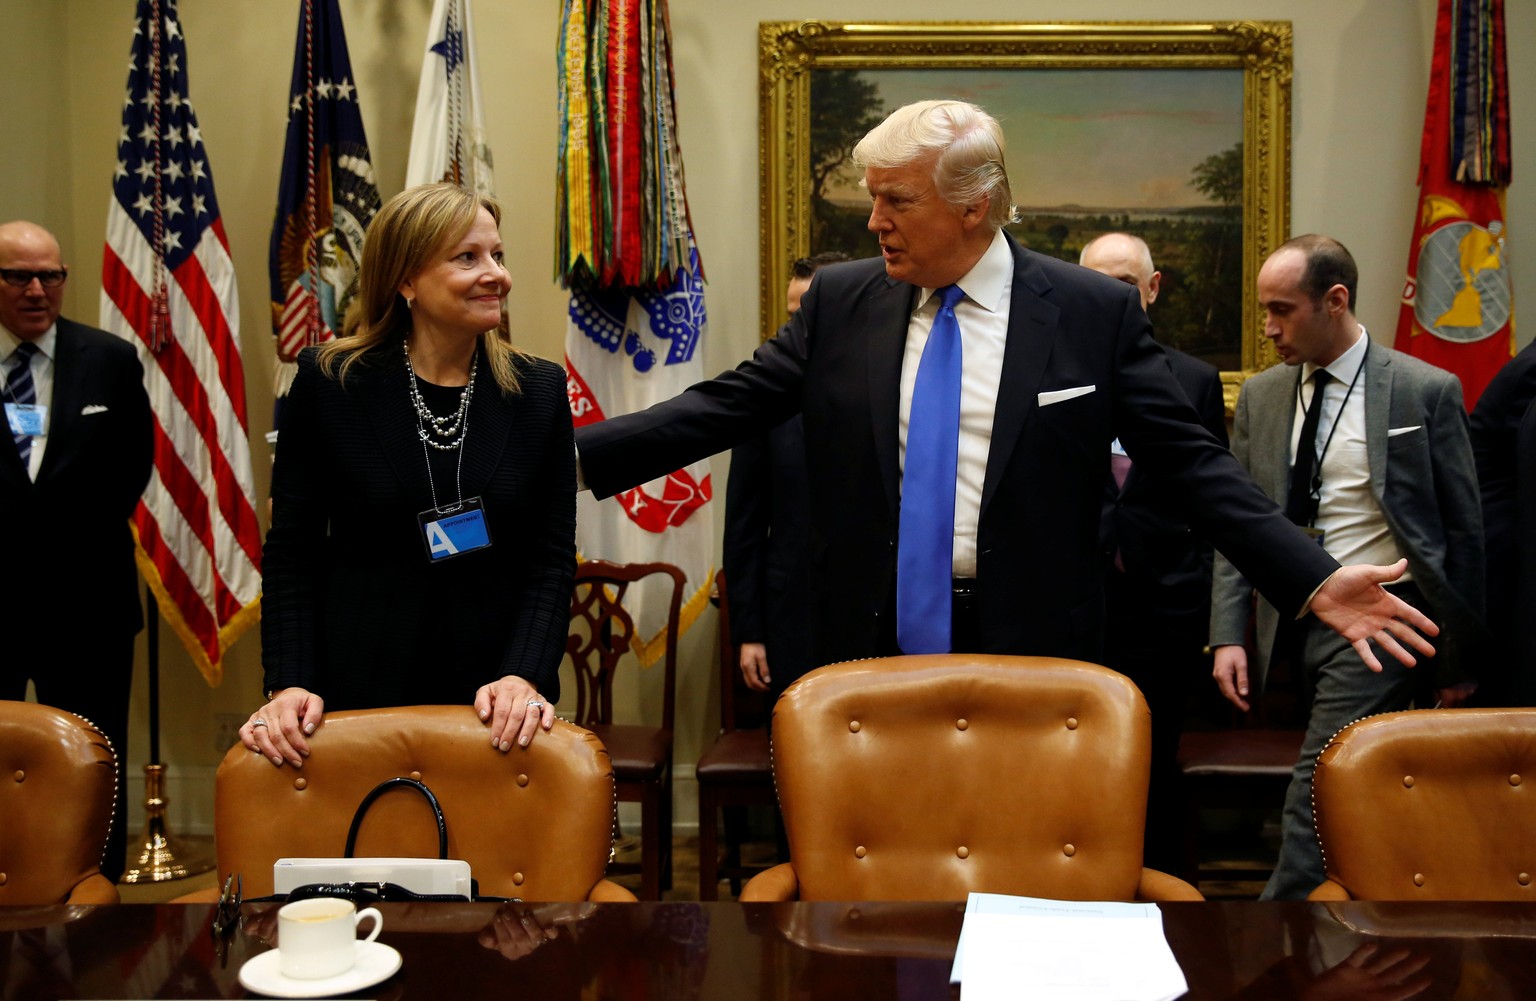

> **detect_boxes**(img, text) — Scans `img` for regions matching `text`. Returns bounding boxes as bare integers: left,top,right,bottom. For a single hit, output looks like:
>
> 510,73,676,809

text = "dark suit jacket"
579,235,1338,666
1100,347,1227,629
1,318,152,635
722,414,813,690
1471,339,1536,703
261,345,576,709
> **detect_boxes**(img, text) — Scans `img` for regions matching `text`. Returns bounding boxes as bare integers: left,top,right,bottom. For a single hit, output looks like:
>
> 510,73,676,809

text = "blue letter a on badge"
426,520,460,559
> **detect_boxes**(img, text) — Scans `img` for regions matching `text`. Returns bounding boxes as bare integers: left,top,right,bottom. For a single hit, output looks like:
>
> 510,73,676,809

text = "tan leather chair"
739,655,1202,902
1309,708,1536,901
0,700,120,904
204,706,634,902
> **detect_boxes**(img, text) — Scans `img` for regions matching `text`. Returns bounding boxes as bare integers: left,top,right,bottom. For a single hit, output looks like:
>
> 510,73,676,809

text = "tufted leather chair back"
1311,709,1536,901
0,700,119,904
769,655,1157,902
215,706,628,900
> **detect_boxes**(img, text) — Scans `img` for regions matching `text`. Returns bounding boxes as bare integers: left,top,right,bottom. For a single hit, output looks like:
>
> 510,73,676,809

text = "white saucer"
238,940,402,998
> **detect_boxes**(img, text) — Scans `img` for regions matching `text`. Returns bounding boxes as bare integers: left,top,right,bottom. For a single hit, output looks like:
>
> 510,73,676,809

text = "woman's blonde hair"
319,181,526,393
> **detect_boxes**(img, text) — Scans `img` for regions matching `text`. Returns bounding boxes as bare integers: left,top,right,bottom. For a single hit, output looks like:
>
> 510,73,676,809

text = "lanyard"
1293,339,1367,511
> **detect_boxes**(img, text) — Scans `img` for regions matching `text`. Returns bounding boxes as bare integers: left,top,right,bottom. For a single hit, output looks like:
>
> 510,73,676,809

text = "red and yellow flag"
1395,0,1513,410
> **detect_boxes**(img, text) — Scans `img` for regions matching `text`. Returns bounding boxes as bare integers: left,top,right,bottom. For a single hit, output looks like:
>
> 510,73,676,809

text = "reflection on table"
3,900,1535,999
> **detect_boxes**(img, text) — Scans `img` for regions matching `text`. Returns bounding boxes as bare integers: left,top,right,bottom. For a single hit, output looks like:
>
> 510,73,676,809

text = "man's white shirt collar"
913,229,1012,314
0,323,58,364
1302,324,1368,386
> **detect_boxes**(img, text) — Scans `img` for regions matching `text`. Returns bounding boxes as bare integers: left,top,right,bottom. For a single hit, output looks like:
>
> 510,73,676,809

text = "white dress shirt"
1,323,57,480
898,228,1013,579
1290,325,1407,576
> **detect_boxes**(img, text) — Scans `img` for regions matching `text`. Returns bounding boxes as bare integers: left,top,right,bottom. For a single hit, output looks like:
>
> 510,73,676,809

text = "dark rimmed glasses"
1,268,68,288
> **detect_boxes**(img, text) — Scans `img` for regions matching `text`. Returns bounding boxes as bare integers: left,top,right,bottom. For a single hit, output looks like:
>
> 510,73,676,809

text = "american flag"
269,0,380,395
100,0,262,686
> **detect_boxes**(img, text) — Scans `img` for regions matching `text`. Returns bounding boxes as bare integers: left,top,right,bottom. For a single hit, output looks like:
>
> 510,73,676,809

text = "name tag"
1299,525,1326,548
4,402,46,437
418,497,492,561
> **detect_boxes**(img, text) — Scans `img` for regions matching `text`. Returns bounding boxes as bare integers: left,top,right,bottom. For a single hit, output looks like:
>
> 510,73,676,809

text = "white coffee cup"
276,898,384,980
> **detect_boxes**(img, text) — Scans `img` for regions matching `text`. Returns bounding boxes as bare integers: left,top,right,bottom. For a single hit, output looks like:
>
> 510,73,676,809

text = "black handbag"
248,777,512,903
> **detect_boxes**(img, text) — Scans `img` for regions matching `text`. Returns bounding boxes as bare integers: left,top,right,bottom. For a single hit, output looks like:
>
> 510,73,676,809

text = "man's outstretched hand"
1310,559,1438,672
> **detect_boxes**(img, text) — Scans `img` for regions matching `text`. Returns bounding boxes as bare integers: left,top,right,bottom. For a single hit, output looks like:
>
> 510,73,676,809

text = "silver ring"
251,718,268,728
525,700,546,709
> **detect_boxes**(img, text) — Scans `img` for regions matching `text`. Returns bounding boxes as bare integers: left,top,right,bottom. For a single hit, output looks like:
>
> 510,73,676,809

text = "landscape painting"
759,21,1294,398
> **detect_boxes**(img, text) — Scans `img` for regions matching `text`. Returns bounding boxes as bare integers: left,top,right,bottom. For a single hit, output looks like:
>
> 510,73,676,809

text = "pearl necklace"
404,345,477,451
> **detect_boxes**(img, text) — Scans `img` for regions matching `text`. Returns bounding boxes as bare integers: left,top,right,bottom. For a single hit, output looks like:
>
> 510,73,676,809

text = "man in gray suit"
1210,234,1485,899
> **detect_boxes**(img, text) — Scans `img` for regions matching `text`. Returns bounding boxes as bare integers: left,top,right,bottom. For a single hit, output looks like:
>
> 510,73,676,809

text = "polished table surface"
3,900,1535,999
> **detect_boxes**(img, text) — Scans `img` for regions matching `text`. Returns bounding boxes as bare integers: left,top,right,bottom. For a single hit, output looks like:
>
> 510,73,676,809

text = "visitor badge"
4,402,46,437
1300,525,1326,548
418,497,492,561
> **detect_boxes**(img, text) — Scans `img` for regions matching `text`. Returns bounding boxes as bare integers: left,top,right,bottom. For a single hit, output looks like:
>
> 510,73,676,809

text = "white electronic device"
273,857,473,899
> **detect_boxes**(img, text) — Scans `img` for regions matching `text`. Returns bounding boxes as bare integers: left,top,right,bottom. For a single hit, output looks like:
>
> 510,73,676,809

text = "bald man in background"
0,220,153,882
1082,232,1227,874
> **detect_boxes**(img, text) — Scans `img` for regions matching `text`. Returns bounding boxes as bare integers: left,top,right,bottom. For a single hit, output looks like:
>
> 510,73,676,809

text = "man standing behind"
1210,234,1484,899
1082,232,1226,874
724,252,848,700
0,220,153,882
1470,337,1536,705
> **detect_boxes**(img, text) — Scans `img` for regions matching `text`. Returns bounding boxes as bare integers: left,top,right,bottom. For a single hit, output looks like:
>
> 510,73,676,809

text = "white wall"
3,0,1530,837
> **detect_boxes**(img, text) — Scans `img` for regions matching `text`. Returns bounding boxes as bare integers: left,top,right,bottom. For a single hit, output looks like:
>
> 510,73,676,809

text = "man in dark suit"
0,220,154,882
1210,234,1484,898
578,100,1436,682
724,252,847,700
1470,337,1536,706
1082,232,1226,873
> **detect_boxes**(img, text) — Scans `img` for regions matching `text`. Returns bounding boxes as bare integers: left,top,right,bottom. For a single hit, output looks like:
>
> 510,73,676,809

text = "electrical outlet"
214,713,245,755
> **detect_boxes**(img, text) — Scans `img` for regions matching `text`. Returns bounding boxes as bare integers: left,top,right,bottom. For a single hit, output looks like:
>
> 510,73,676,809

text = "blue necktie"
5,341,39,467
897,284,965,654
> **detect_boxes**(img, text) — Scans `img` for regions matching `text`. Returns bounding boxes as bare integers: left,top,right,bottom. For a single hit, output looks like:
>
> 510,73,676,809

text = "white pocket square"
81,404,110,415
1387,425,1422,437
1038,385,1096,407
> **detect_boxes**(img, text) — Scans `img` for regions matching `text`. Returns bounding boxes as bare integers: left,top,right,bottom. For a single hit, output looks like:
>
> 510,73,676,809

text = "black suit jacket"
1099,347,1228,627
1471,339,1536,703
1,318,152,634
261,345,576,709
579,235,1337,666
722,414,813,689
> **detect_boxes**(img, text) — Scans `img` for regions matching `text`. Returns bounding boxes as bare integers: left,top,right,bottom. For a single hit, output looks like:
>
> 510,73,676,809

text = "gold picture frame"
759,20,1293,407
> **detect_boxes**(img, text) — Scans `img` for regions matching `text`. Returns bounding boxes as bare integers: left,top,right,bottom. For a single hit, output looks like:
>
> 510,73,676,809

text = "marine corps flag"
1395,0,1514,410
559,0,713,664
269,0,381,395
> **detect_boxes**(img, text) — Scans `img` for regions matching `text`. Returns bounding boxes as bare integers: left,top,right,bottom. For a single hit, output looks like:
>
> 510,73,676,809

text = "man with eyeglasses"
1,220,152,883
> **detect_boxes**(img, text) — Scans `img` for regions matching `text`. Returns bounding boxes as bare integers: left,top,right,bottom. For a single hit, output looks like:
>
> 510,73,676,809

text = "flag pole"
121,583,212,883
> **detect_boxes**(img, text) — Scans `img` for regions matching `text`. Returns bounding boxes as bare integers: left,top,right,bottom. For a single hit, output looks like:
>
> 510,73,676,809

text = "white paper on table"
950,894,1187,1001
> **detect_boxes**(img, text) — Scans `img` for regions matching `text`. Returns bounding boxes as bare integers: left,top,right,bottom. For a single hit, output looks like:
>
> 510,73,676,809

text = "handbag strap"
344,776,448,859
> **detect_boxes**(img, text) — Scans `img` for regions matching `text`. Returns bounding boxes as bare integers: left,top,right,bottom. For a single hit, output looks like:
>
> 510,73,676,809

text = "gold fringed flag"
1395,0,1514,409
102,0,262,685
559,0,713,664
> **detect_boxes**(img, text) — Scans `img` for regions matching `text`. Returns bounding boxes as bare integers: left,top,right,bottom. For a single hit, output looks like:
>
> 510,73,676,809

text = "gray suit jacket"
1210,341,1485,689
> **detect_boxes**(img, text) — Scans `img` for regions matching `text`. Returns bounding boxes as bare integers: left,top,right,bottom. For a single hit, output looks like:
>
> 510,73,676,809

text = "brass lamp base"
120,763,214,883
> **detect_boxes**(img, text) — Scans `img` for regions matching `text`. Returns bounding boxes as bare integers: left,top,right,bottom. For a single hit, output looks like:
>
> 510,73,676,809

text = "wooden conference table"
2,899,1534,998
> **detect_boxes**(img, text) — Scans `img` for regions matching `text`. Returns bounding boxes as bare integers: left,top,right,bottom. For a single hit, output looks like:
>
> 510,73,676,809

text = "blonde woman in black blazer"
244,183,575,769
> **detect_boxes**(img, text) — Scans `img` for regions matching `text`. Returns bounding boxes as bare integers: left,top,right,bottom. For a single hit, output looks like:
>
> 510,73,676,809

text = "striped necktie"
5,341,40,466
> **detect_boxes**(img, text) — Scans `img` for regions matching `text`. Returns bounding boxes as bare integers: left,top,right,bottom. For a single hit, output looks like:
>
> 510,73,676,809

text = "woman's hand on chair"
475,675,555,751
240,688,324,768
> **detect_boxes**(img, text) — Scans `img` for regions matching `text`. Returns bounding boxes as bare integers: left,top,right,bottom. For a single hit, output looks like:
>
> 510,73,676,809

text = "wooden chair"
0,701,120,904
1176,618,1305,888
695,569,776,899
740,655,1202,902
196,705,634,902
565,559,684,900
1310,708,1536,901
